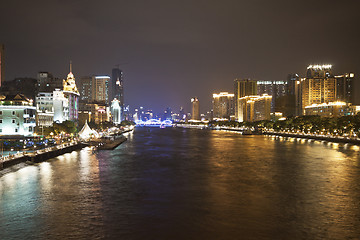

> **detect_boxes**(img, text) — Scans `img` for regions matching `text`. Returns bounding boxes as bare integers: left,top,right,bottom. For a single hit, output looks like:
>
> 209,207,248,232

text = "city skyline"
1,1,360,113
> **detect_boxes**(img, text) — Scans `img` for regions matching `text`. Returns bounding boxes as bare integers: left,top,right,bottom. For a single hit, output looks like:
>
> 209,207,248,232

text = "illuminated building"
191,97,200,120
335,73,355,104
78,76,92,102
36,92,54,127
213,92,235,120
52,63,80,123
92,76,109,103
238,94,272,122
301,65,336,114
111,67,124,116
304,101,357,117
110,98,122,124
0,94,36,136
257,80,287,111
0,44,4,86
78,102,109,126
53,89,69,123
63,66,80,121
234,78,257,120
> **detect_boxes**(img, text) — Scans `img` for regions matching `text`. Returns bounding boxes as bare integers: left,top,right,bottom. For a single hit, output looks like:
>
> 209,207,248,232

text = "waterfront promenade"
0,141,85,170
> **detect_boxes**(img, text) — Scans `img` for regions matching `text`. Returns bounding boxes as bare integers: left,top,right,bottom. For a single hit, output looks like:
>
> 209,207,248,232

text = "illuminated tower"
191,97,200,120
62,62,80,121
0,44,4,86
301,65,336,113
111,67,124,108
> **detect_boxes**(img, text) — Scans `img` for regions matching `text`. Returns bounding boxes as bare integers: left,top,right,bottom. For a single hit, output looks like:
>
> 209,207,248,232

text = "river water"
1,127,360,239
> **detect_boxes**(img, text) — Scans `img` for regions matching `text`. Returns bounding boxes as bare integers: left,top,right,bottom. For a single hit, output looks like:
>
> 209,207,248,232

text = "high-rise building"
335,73,355,104
191,97,200,120
234,79,257,120
91,76,109,103
301,65,336,114
238,94,272,122
257,80,287,112
213,92,235,120
0,44,4,86
78,76,92,102
111,67,124,106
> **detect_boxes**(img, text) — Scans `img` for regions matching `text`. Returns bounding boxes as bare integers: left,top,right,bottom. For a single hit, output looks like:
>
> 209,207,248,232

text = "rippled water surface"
1,128,360,239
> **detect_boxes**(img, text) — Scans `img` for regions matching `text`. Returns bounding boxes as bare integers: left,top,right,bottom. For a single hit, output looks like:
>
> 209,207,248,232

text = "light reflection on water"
1,128,360,239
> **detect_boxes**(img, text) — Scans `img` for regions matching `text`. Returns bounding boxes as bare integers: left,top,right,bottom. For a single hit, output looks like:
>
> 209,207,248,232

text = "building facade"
238,94,272,122
111,68,124,109
213,92,235,120
36,92,54,127
191,97,200,120
234,78,257,120
0,94,36,136
335,73,355,104
301,65,336,114
91,76,109,103
257,80,287,112
78,76,92,102
304,101,357,117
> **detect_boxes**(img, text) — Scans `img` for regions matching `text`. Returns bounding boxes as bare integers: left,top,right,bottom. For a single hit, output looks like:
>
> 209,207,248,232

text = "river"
1,127,360,239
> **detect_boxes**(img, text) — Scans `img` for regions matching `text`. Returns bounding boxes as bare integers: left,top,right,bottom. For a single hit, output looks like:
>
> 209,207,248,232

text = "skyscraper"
234,78,257,120
212,92,235,120
111,67,124,107
0,44,4,86
191,97,200,120
78,76,92,102
335,73,355,104
257,80,287,112
301,65,336,113
91,76,109,103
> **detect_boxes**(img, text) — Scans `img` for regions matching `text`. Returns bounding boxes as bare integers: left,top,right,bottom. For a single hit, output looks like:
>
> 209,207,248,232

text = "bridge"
135,119,173,127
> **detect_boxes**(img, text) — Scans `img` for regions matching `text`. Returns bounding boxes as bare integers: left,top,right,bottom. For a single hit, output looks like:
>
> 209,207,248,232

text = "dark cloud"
1,0,360,113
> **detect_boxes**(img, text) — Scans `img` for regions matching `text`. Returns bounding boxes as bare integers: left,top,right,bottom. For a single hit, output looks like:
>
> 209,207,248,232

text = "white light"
95,76,111,79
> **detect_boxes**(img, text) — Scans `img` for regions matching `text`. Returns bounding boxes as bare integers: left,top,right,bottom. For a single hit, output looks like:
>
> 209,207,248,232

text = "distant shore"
262,131,360,145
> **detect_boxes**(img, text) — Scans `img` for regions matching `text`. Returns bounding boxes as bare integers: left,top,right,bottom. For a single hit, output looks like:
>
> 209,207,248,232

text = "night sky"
1,0,360,114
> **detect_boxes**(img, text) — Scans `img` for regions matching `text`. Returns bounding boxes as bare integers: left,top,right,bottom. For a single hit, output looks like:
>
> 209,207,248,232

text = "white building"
36,92,54,127
0,94,36,136
111,98,122,124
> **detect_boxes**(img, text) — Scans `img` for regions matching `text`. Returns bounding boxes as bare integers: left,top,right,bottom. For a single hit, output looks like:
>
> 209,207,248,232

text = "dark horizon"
1,0,360,113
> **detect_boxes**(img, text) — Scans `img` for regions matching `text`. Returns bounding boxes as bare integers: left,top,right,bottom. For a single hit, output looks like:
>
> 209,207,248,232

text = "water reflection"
1,128,360,239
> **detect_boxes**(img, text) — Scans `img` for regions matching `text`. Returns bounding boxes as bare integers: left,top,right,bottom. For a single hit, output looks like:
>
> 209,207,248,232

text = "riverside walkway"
0,141,86,170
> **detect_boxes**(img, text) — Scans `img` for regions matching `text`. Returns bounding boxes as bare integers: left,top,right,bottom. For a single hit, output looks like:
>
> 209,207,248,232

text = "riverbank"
0,142,86,170
263,131,360,145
